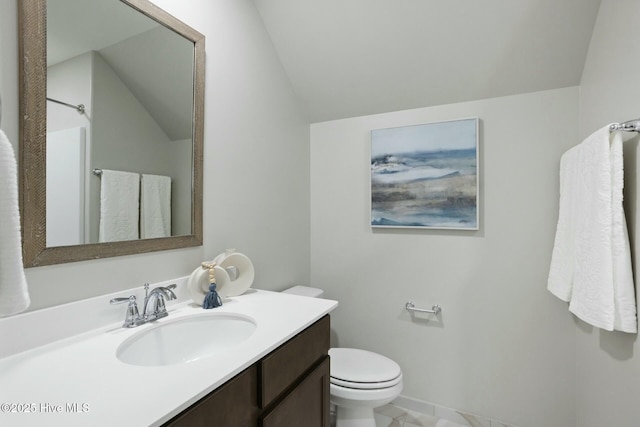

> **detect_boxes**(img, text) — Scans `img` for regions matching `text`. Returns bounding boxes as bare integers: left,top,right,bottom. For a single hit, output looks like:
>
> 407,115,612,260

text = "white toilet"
283,286,403,427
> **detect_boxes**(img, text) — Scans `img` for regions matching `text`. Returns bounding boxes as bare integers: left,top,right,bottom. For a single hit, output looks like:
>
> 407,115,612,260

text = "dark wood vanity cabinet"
261,357,329,427
164,315,330,427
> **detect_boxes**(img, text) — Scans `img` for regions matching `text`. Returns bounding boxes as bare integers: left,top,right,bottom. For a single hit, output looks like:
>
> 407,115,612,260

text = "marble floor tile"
377,403,412,419
374,404,467,427
434,405,491,427
335,402,517,427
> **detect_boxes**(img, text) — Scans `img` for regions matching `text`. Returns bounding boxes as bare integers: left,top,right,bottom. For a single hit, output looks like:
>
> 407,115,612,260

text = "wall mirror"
18,0,204,267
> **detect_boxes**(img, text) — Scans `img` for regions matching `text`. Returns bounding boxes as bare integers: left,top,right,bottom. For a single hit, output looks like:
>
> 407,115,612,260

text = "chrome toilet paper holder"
405,301,441,315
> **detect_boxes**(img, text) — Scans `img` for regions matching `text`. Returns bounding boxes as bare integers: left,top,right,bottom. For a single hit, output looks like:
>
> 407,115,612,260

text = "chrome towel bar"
46,97,85,114
405,301,441,315
609,119,640,132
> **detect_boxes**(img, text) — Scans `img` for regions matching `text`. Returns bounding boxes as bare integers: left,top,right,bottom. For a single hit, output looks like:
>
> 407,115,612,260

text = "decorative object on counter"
201,262,223,309
225,265,238,281
212,248,235,265
211,249,255,297
0,130,30,316
187,250,255,306
187,264,230,306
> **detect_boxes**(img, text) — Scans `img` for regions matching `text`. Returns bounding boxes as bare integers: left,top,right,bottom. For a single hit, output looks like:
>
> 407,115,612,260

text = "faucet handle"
110,296,133,304
110,295,143,328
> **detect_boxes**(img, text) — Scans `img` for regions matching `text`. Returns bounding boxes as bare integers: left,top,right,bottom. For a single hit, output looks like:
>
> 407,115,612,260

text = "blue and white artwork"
371,118,479,229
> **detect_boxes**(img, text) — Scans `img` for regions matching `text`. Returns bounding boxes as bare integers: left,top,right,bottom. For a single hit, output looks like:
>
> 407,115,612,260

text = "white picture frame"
370,117,479,230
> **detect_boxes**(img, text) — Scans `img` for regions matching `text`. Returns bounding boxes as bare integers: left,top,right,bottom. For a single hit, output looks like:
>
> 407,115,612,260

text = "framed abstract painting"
370,118,479,230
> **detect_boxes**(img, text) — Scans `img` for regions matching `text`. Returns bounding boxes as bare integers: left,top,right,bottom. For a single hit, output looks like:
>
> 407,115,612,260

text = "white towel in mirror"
141,174,171,239
98,170,140,242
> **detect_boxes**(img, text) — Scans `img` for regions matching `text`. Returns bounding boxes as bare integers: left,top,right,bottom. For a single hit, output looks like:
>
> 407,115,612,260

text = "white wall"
311,88,579,427
47,52,93,134
47,53,93,243
0,0,309,311
149,0,312,293
169,138,196,237
576,1,640,426
46,127,86,246
98,25,194,141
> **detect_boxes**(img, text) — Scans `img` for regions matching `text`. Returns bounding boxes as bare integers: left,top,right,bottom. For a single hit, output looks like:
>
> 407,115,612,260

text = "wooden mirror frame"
18,0,204,267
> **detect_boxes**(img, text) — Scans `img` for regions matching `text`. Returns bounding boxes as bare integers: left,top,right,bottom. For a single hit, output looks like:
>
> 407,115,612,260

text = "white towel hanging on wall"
609,131,636,332
548,125,637,333
0,130,30,316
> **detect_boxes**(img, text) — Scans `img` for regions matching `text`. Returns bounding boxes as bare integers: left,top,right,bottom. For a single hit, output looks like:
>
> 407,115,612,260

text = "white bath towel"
609,131,637,333
0,130,30,316
548,126,637,332
547,145,580,302
98,170,140,242
140,174,171,239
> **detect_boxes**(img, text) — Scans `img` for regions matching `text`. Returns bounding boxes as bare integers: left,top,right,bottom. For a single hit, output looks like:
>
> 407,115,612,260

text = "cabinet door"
260,315,330,408
260,356,330,427
163,365,259,427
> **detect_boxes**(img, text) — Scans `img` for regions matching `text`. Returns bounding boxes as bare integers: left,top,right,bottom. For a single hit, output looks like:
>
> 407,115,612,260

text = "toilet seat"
329,348,402,390
330,373,403,389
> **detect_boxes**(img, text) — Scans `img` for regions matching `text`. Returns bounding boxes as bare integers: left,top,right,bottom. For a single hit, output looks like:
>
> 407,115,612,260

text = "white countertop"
0,289,337,427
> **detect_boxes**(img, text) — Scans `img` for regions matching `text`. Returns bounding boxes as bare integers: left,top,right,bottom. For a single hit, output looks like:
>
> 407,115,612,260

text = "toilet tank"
282,285,324,298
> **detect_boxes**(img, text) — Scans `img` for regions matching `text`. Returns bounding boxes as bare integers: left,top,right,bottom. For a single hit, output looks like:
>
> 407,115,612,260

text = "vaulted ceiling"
253,0,602,122
48,1,603,127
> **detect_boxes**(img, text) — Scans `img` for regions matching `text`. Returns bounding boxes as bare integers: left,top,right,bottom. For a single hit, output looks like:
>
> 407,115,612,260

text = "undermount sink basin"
116,313,257,366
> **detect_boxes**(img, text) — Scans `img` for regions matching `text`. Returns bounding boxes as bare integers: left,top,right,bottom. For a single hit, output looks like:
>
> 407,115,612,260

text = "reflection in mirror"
19,0,204,266
47,0,194,246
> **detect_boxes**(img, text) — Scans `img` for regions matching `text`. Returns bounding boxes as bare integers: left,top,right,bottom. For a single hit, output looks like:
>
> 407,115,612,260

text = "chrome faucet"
142,283,177,321
110,283,177,328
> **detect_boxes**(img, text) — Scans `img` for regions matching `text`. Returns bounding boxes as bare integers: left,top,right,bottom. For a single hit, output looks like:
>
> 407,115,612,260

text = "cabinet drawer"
260,355,330,427
259,315,330,408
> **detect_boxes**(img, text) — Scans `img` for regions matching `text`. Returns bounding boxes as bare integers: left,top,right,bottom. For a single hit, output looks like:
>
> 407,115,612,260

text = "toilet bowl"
282,286,403,427
329,347,403,427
